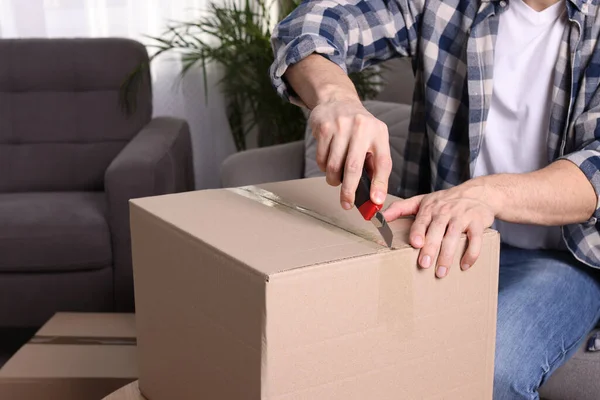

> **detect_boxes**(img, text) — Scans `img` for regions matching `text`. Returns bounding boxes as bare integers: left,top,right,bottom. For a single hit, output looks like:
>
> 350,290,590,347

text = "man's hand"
284,55,393,209
382,180,496,278
382,160,598,278
309,98,392,210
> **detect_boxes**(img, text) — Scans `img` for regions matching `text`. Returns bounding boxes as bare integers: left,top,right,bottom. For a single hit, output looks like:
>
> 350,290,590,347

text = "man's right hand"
309,98,392,210
284,54,392,210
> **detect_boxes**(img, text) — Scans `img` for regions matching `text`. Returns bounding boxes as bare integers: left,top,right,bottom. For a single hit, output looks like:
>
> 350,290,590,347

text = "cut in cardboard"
130,177,500,400
0,312,137,400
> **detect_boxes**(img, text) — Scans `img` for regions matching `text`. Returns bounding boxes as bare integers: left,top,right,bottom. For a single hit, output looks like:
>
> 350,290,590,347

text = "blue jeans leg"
492,247,600,400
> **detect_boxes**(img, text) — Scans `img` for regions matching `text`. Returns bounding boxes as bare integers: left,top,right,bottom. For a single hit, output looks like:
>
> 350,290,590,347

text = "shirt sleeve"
269,0,423,103
560,109,600,222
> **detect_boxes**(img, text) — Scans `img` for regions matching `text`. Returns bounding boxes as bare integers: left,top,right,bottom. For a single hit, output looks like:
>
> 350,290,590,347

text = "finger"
369,122,392,205
314,122,334,172
418,214,449,269
336,115,367,207
325,132,350,189
410,208,431,268
461,223,484,271
382,195,424,221
435,218,465,278
407,200,430,248
340,131,370,208
365,153,375,176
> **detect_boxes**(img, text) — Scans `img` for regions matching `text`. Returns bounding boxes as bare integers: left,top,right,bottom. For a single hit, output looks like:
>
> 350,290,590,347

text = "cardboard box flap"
35,312,136,338
257,178,497,249
130,178,404,277
257,178,416,249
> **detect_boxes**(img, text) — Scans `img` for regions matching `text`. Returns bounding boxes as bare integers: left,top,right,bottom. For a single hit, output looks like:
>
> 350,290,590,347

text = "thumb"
382,196,424,221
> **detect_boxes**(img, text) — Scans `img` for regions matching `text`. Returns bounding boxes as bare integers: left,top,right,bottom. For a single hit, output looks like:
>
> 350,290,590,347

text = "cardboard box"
130,177,500,400
0,313,137,400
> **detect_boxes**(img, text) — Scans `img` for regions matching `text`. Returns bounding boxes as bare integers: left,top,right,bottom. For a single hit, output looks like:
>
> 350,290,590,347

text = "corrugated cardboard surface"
0,313,137,400
131,177,500,400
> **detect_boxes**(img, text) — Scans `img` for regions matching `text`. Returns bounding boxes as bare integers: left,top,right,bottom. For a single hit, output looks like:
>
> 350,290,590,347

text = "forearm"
482,160,597,225
284,54,360,109
270,0,420,104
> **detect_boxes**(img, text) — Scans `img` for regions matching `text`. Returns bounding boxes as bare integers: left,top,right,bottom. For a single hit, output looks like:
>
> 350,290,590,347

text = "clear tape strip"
227,185,387,247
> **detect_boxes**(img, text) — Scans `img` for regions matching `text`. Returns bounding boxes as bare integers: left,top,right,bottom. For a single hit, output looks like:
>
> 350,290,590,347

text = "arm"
270,0,423,102
484,160,597,226
382,161,597,278
478,89,600,226
270,0,422,209
285,54,359,110
383,87,600,275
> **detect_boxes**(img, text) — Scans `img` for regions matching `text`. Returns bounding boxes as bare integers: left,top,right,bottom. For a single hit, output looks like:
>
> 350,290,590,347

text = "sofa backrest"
375,58,415,105
0,38,152,193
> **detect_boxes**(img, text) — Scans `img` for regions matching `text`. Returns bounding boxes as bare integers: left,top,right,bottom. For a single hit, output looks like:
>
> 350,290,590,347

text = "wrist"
285,54,361,109
477,175,505,217
315,84,361,106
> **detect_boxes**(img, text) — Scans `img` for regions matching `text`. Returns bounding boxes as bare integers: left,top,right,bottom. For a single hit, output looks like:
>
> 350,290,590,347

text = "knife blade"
342,167,394,248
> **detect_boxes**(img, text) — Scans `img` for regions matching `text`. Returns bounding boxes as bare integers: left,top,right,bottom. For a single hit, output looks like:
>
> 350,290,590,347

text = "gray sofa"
220,60,600,400
0,38,194,327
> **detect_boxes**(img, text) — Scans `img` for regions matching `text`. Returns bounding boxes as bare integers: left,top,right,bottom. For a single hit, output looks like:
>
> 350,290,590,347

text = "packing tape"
30,336,136,346
228,185,390,248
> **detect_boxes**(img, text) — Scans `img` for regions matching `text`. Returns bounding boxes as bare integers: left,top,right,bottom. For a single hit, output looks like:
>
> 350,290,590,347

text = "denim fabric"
494,246,600,399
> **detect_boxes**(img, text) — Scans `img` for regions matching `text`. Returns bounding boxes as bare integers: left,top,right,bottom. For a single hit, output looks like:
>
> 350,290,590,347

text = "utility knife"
343,167,394,248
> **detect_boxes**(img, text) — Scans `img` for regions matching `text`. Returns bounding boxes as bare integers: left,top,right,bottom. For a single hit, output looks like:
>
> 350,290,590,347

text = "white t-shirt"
473,0,567,250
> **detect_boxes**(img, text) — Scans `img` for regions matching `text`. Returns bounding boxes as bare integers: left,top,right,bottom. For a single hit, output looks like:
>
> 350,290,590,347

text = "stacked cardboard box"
0,312,137,400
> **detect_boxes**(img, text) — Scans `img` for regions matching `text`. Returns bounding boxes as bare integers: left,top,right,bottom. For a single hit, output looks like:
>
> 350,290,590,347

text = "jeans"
493,246,600,399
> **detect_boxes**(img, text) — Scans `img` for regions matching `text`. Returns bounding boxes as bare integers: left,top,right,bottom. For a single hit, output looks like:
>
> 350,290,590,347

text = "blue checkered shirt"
270,0,600,268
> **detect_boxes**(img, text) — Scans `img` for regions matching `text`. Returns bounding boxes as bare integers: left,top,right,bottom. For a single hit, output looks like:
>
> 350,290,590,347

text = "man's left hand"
382,180,497,278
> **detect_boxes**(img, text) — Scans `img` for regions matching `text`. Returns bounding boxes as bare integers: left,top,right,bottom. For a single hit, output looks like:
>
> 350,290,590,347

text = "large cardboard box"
0,313,137,400
130,177,500,400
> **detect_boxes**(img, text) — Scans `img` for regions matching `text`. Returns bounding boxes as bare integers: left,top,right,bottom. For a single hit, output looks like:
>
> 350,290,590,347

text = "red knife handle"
358,199,381,221
342,167,381,221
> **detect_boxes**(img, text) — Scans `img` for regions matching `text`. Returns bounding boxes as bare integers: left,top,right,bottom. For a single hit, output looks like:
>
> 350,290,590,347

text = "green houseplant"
121,0,382,151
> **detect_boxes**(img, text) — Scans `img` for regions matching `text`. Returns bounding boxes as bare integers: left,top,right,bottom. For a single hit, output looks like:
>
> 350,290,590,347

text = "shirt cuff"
560,149,600,223
269,34,348,109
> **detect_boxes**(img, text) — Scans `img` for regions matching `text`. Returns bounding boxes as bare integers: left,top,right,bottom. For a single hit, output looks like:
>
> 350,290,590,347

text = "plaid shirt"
270,0,600,268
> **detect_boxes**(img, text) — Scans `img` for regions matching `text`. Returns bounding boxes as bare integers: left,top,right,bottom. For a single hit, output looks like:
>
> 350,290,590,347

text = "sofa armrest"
220,140,305,188
105,116,194,311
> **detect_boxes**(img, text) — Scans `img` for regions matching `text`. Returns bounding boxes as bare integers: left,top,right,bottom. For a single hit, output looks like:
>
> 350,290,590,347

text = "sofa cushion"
304,100,412,195
0,192,112,272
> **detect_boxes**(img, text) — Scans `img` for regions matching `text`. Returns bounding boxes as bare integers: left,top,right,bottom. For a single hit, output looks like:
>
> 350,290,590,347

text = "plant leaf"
117,0,382,151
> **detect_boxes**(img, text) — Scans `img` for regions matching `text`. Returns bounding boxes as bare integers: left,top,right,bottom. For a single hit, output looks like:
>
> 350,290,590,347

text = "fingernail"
462,264,470,271
436,266,448,278
421,255,431,269
342,201,352,210
373,190,385,204
412,236,423,247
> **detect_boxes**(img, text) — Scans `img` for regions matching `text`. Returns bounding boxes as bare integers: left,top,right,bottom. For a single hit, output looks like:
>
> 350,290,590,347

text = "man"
269,0,600,398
